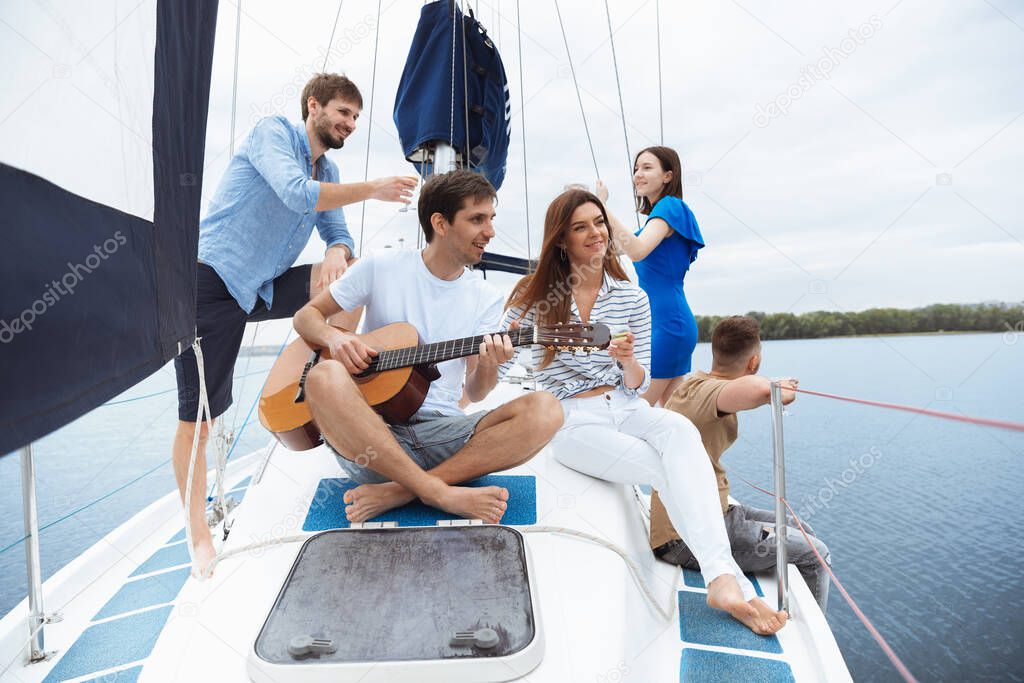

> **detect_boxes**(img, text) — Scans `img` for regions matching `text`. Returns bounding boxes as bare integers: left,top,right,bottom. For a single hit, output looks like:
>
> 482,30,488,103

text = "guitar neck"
369,326,536,372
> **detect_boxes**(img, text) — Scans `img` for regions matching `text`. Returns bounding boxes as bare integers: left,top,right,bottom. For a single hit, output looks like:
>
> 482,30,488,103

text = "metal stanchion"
21,443,56,663
769,382,790,615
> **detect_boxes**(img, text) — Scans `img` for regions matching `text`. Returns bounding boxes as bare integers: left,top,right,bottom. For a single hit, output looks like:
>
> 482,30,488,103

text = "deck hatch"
251,526,543,681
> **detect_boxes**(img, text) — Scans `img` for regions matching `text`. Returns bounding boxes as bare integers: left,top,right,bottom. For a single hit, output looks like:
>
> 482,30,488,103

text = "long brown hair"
507,189,630,368
634,145,682,214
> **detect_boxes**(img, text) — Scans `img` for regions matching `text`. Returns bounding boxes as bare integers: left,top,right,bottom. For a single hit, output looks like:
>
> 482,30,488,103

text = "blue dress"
633,196,705,378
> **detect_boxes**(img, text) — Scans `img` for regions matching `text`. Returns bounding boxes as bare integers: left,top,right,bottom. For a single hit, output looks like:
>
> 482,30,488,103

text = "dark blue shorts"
174,262,312,422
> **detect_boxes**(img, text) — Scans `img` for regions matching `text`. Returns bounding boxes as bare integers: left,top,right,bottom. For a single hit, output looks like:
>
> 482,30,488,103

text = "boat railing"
762,380,1024,683
7,371,1023,678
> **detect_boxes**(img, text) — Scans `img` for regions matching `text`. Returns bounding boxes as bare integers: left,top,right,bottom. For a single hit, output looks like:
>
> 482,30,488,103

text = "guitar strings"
372,326,536,372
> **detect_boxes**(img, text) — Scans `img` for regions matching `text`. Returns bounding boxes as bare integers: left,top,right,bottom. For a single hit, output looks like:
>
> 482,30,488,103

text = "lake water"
1,332,1021,681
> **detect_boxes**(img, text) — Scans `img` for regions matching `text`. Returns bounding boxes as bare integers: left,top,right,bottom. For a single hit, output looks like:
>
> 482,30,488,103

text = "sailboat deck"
1,384,850,682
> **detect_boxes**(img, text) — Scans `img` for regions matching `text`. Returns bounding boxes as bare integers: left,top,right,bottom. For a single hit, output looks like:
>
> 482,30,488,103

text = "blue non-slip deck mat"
93,567,190,621
129,542,191,577
678,590,783,654
680,648,794,682
303,475,537,530
42,606,172,682
682,568,765,597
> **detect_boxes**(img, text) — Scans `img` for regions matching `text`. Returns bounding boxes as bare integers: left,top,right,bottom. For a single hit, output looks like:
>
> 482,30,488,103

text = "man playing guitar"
293,170,563,524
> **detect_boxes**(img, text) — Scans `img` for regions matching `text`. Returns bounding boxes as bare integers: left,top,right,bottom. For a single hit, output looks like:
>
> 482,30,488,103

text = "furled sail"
0,0,219,455
393,0,511,190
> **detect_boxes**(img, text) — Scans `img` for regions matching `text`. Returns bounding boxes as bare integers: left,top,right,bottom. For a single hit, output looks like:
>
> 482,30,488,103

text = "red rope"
738,475,919,683
789,386,1024,432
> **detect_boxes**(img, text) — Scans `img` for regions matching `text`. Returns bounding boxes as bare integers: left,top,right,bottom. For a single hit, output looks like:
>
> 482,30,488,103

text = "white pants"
552,389,757,600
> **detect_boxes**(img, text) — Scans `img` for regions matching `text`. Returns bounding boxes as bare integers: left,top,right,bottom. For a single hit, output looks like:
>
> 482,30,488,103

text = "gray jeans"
655,503,831,610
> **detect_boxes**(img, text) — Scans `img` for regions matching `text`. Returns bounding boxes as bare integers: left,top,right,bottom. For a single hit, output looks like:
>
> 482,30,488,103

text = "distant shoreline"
696,302,1022,343
237,328,1010,356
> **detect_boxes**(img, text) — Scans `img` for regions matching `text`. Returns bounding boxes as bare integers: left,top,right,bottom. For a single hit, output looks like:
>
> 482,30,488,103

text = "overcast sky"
197,0,1022,334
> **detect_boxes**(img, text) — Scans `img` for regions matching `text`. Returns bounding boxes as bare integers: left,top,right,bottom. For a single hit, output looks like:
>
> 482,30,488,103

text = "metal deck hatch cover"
254,526,537,666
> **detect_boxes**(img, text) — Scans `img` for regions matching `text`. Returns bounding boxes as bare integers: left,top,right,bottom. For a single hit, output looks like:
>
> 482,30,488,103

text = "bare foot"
707,575,787,635
190,532,216,580
425,484,510,524
343,482,415,523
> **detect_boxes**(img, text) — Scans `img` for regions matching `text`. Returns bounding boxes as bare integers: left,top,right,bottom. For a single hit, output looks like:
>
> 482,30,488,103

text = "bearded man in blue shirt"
174,73,417,577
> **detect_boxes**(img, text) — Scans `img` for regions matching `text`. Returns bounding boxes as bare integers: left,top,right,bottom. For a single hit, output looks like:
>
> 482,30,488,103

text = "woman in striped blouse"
503,189,786,635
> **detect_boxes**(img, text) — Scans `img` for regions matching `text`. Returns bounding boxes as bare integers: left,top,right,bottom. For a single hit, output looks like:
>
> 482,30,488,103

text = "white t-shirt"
329,249,506,416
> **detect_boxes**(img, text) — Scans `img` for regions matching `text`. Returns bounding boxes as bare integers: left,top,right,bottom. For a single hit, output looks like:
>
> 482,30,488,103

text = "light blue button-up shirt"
198,116,354,313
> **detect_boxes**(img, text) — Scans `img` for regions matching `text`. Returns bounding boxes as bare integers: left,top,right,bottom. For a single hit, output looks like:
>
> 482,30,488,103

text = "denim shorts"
175,262,311,421
327,409,490,484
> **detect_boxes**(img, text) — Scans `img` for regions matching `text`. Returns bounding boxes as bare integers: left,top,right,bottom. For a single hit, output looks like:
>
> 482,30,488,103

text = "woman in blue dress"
598,145,704,406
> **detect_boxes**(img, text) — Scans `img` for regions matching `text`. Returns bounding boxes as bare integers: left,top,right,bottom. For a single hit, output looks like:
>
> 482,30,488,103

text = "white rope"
524,526,675,622
183,338,211,565
553,0,599,180
515,0,531,259
206,533,315,576
0,619,46,677
203,523,674,621
601,0,641,229
357,0,382,255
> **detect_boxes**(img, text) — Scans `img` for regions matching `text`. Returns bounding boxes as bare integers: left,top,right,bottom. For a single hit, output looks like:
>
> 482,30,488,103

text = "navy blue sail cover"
475,252,536,276
393,1,511,189
0,0,219,455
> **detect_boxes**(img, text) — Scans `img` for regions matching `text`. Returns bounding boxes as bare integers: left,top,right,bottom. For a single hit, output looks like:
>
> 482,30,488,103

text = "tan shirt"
649,371,738,549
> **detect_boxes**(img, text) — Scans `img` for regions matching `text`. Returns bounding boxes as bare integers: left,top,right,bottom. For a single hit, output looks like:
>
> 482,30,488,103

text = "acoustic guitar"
258,321,610,451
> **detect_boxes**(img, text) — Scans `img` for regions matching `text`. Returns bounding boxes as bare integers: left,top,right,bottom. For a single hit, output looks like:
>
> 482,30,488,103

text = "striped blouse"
500,272,653,400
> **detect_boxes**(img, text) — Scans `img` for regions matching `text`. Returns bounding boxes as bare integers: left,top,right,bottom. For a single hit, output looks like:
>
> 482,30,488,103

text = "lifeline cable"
737,474,918,683
791,386,1024,432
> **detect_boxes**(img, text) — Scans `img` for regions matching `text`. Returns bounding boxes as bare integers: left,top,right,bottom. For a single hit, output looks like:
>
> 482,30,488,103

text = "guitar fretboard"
369,326,536,372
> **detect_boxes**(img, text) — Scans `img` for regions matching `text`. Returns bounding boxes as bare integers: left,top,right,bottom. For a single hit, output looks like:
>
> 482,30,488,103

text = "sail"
393,0,511,190
0,0,219,455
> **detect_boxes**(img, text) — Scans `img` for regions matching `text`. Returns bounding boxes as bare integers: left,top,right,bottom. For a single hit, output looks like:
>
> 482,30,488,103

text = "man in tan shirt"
650,316,831,609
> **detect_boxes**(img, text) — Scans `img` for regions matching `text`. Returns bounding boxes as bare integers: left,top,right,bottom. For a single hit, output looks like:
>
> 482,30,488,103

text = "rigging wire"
228,0,242,156
553,0,599,181
655,0,663,145
322,0,345,72
792,386,1024,432
738,475,919,683
515,0,531,260
357,0,383,255
449,1,457,149
99,369,267,406
461,5,472,171
224,0,247,475
602,0,640,229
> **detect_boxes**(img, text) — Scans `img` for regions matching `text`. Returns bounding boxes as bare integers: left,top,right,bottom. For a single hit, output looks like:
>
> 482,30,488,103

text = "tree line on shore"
696,302,1024,342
